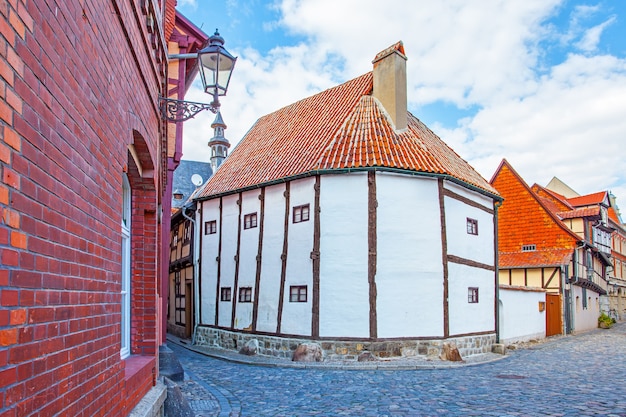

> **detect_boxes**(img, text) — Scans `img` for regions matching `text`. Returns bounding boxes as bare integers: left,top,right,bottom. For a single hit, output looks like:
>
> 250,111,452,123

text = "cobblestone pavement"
169,322,626,416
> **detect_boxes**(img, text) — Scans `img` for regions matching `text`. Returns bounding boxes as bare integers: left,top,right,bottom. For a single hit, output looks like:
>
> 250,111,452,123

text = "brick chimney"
372,41,407,131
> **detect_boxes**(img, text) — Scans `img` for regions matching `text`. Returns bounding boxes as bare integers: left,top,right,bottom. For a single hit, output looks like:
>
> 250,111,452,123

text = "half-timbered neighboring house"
168,160,212,339
541,179,626,321
490,160,610,342
192,42,502,360
607,197,626,320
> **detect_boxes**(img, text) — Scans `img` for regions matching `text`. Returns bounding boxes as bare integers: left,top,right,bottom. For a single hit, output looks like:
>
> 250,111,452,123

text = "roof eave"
194,166,502,203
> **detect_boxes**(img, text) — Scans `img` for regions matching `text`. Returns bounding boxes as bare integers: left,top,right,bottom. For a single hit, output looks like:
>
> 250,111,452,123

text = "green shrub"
598,313,613,328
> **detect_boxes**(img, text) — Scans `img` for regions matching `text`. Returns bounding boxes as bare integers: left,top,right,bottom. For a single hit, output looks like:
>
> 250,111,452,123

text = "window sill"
124,354,155,383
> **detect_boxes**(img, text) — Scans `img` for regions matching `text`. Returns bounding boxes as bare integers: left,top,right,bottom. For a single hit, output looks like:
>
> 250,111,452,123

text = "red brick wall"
0,1,167,416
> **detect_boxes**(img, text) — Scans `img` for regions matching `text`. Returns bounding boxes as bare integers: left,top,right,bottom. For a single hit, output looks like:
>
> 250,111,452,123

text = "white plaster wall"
572,285,601,332
376,173,444,338
444,194,495,267
281,178,316,336
200,199,220,325
234,190,261,330
256,184,285,333
217,194,239,327
319,174,370,338
499,288,546,344
444,181,494,211
448,263,495,335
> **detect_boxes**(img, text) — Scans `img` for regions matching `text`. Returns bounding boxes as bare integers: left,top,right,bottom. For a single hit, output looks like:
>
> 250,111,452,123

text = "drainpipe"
494,200,502,343
562,264,570,334
569,241,585,333
182,203,201,345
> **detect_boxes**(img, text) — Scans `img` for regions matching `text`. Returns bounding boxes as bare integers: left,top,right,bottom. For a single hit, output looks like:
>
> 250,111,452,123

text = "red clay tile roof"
197,72,497,199
608,206,622,225
490,160,580,255
533,185,602,220
532,185,573,211
568,191,607,207
557,206,600,220
500,249,573,268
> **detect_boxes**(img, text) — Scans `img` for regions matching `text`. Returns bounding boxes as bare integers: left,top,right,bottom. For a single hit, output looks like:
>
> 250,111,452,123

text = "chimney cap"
372,41,407,64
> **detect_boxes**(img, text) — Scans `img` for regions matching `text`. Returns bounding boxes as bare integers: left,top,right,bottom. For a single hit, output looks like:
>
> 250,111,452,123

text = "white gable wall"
217,194,239,327
200,198,220,325
572,285,601,332
448,263,495,334
282,178,316,335
234,191,261,330
255,184,285,333
444,197,495,267
499,287,546,344
444,182,496,335
376,173,444,338
197,171,497,345
319,174,370,338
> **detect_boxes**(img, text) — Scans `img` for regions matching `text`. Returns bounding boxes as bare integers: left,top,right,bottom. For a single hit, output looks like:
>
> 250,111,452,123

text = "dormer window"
601,207,608,226
522,244,536,252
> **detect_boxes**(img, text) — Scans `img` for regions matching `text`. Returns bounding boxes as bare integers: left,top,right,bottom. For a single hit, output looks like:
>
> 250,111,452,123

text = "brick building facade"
1,0,173,415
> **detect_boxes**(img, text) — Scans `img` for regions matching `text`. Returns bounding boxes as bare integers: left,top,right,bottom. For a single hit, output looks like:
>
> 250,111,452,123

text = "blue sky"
177,0,626,216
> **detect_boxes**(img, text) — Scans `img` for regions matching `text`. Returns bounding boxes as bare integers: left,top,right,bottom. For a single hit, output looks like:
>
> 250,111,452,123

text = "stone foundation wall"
194,327,496,361
167,323,187,340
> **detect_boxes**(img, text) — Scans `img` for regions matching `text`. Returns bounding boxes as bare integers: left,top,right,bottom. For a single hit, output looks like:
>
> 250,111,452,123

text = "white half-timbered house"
192,42,502,359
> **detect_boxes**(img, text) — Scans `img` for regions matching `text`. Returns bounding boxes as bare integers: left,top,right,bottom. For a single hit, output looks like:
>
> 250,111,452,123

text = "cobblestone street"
170,322,626,416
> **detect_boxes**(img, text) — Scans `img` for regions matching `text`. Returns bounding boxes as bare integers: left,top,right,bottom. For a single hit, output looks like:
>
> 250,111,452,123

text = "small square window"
205,220,217,235
468,287,479,303
293,204,310,223
183,222,191,243
289,286,307,302
244,213,257,229
220,287,231,302
466,218,478,235
238,287,252,303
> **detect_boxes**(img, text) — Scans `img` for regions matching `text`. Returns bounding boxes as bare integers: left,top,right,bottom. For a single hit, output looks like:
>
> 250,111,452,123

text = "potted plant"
598,312,615,329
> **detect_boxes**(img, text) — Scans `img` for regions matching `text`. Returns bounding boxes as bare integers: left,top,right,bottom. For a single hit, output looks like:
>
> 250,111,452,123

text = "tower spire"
208,111,230,172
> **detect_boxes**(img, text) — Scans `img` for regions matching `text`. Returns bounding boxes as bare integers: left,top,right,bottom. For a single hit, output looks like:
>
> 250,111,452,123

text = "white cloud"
442,53,626,199
181,0,626,209
181,42,339,162
575,16,616,52
277,0,561,107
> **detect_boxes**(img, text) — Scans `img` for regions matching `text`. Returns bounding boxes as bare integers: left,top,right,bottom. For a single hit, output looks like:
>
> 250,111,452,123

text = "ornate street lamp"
160,30,237,122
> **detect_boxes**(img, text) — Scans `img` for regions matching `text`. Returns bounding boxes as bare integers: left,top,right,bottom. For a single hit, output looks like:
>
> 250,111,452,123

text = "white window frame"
121,174,131,359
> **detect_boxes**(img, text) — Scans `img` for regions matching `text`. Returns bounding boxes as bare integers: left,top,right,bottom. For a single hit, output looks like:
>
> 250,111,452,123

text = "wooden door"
545,293,562,337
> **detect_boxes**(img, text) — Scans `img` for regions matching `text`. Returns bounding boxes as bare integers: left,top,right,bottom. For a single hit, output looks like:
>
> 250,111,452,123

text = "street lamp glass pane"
199,50,235,96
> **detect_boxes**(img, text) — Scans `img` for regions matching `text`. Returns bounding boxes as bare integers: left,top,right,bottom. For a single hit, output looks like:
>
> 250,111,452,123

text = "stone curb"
166,335,510,370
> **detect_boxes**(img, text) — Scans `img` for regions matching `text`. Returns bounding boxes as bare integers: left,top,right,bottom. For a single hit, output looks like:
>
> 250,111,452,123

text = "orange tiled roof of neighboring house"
533,185,604,221
197,73,497,199
568,191,607,208
500,248,573,268
490,160,580,258
608,206,621,224
557,206,600,220
532,185,573,211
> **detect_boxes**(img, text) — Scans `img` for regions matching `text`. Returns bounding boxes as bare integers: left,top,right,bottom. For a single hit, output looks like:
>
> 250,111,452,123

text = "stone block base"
194,327,496,362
